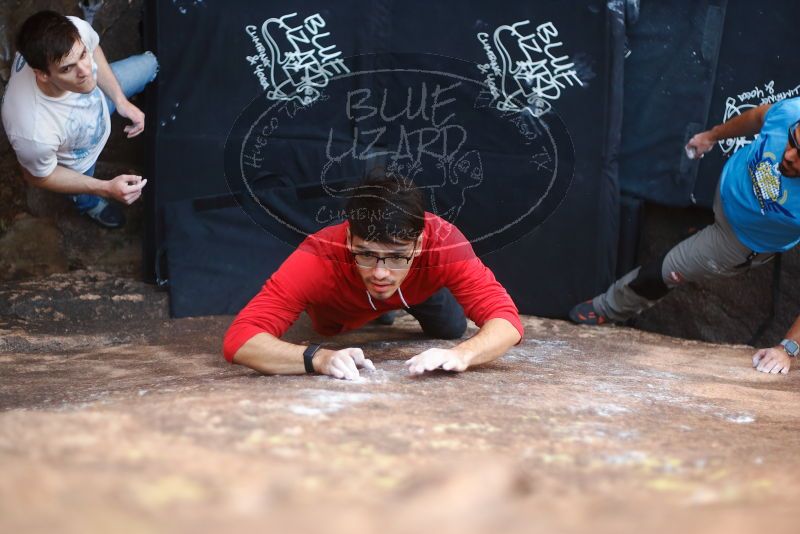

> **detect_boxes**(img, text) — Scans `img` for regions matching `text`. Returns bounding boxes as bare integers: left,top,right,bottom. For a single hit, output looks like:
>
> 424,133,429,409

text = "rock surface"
0,272,798,534
0,213,68,279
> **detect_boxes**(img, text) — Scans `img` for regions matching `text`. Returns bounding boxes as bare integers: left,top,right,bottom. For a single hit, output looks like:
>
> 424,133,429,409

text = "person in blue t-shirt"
569,97,800,375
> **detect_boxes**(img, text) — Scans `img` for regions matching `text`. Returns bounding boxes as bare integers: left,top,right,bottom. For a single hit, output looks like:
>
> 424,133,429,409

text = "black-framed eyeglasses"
789,120,800,152
350,239,417,270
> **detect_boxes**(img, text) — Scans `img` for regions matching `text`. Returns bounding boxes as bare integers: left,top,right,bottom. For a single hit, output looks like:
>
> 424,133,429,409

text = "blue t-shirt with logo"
720,97,800,253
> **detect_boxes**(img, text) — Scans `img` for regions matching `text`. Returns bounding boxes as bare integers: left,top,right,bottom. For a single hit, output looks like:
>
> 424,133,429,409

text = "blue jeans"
72,51,159,213
407,288,467,339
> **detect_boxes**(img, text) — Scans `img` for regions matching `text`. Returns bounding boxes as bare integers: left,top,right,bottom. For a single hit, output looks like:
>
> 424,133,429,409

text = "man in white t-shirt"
1,10,158,228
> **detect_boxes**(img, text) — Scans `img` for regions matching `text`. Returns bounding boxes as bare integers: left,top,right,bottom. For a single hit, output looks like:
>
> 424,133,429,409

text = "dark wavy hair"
16,10,80,73
345,169,426,244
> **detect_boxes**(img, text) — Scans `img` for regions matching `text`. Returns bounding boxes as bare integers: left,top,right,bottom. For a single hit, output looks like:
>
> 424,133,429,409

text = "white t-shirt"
1,16,111,177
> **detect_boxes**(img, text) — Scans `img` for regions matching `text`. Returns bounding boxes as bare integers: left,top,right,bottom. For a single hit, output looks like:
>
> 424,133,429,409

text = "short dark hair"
16,10,81,73
345,170,426,244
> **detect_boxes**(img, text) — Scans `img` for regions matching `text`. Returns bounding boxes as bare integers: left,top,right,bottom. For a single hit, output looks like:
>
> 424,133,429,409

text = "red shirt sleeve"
222,248,320,362
428,216,523,340
445,258,524,340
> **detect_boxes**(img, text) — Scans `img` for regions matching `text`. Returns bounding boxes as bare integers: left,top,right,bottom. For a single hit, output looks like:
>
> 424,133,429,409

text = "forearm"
782,315,800,344
453,317,521,368
23,165,109,197
709,104,771,141
93,45,126,107
231,332,332,375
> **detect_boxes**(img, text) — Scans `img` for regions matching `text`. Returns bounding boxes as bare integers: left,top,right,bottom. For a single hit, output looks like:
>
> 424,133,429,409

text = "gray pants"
593,188,775,322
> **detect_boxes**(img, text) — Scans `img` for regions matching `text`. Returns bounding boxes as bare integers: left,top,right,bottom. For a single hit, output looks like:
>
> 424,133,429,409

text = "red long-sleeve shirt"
223,213,523,361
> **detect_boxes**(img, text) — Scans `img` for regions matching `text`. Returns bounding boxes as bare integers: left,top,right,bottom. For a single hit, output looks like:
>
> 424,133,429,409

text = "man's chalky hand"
108,174,146,205
685,131,716,159
406,348,468,376
752,347,792,375
315,347,375,380
117,100,146,138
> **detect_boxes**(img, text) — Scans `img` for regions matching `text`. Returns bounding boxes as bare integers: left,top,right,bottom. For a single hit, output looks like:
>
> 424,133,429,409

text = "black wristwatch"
303,343,322,373
780,339,799,358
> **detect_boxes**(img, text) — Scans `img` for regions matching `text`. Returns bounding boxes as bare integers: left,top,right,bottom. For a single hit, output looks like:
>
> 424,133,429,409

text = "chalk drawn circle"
224,53,574,257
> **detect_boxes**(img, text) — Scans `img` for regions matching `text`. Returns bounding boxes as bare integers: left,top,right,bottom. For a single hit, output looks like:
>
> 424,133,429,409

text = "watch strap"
780,339,799,358
303,343,322,373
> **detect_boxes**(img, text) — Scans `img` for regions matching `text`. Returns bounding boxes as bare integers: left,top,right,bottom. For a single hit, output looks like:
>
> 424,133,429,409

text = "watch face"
783,340,799,357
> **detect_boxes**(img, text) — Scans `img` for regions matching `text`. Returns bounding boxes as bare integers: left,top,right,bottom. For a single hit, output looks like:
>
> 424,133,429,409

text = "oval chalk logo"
224,53,574,259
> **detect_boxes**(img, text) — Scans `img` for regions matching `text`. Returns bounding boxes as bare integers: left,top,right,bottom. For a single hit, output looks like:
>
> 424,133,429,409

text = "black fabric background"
618,0,726,207
145,0,624,317
619,0,799,208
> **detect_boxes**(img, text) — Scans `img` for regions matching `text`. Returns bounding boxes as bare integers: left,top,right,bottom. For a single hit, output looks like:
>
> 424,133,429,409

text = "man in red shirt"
223,175,524,380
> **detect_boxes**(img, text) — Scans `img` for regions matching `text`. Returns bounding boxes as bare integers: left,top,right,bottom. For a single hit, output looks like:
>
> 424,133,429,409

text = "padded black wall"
145,0,626,317
620,0,800,209
693,0,800,206
618,0,726,208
